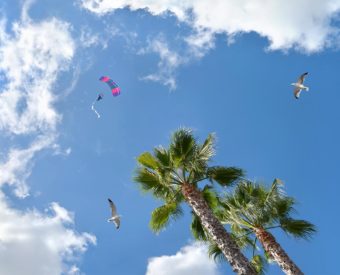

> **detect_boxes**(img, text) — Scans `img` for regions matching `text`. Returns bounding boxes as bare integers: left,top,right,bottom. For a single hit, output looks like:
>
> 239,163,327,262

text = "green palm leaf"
280,218,316,239
191,214,207,241
197,133,215,162
251,255,267,275
137,152,159,170
201,185,219,210
150,202,183,233
154,146,171,168
134,168,175,199
189,133,215,175
207,166,244,186
169,128,197,168
208,242,225,263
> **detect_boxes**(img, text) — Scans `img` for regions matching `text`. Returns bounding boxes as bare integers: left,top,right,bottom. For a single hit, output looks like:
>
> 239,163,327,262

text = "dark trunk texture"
254,227,303,275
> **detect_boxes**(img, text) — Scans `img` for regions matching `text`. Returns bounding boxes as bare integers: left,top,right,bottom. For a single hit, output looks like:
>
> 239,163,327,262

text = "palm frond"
231,223,247,235
270,197,295,220
231,180,254,205
191,214,208,241
150,202,183,233
154,146,171,168
280,218,316,239
207,166,244,187
188,133,215,175
263,179,284,208
208,242,225,263
197,133,215,162
137,152,159,170
133,168,161,191
169,128,197,168
134,168,175,200
201,185,219,210
232,231,256,250
251,255,267,275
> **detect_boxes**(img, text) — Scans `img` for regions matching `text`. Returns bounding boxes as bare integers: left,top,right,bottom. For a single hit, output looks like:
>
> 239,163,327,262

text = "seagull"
291,72,309,99
107,198,120,229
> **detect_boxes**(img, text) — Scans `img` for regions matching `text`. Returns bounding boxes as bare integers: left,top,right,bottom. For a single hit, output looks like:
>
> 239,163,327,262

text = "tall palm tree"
134,128,256,275
219,179,316,275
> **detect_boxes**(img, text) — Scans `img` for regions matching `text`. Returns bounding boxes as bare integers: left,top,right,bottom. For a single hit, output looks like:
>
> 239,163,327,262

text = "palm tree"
134,128,256,275
191,213,267,274
219,179,316,275
190,191,267,274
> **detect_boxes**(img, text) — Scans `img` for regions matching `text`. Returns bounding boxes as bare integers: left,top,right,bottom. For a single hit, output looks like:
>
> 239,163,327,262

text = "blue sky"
0,0,340,274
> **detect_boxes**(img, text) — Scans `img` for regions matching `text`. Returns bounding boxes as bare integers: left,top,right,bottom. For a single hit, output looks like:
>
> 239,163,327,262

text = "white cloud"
137,31,217,89
0,6,74,194
0,0,75,196
139,35,183,90
81,0,189,20
185,28,216,58
0,136,54,198
0,2,95,275
0,193,96,275
81,0,340,53
51,143,72,157
0,15,74,135
79,27,109,49
146,242,220,275
68,265,81,275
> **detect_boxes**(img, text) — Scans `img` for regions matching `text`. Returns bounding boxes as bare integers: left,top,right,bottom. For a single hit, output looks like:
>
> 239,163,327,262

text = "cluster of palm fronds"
134,128,316,274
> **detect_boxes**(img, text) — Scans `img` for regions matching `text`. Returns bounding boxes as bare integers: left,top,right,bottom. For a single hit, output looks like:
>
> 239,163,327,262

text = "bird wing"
108,198,117,217
294,88,301,99
113,216,120,229
297,72,308,84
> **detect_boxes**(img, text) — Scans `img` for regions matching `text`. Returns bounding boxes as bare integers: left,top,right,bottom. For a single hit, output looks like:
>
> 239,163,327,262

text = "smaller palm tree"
218,179,316,275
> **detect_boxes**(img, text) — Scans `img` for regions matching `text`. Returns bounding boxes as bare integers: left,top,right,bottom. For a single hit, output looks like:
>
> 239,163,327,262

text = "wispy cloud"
79,27,110,49
137,30,217,89
146,242,220,275
184,28,216,58
0,136,54,198
138,35,183,90
0,0,75,197
81,0,340,53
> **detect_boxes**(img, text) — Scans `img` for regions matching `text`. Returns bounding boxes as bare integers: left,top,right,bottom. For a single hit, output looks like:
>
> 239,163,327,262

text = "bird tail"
305,86,309,91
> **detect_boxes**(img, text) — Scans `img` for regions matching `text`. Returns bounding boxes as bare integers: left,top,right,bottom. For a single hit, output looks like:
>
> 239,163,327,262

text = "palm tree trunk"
182,182,256,275
254,227,303,275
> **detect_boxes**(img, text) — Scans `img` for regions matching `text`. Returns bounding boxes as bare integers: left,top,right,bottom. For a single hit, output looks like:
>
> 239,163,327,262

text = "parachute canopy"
99,76,121,96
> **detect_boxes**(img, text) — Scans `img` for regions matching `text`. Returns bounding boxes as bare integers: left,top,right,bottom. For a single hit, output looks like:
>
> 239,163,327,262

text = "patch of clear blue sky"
3,1,340,274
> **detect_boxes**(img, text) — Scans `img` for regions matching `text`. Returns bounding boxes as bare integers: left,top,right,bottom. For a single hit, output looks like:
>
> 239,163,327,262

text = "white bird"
107,198,121,229
291,72,309,99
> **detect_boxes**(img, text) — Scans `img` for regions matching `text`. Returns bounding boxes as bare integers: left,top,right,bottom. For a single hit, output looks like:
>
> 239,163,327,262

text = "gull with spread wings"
291,72,309,99
107,198,121,229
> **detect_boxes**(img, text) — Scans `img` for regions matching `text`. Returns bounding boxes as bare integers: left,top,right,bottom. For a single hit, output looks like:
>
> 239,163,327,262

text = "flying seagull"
291,72,309,99
107,198,120,229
